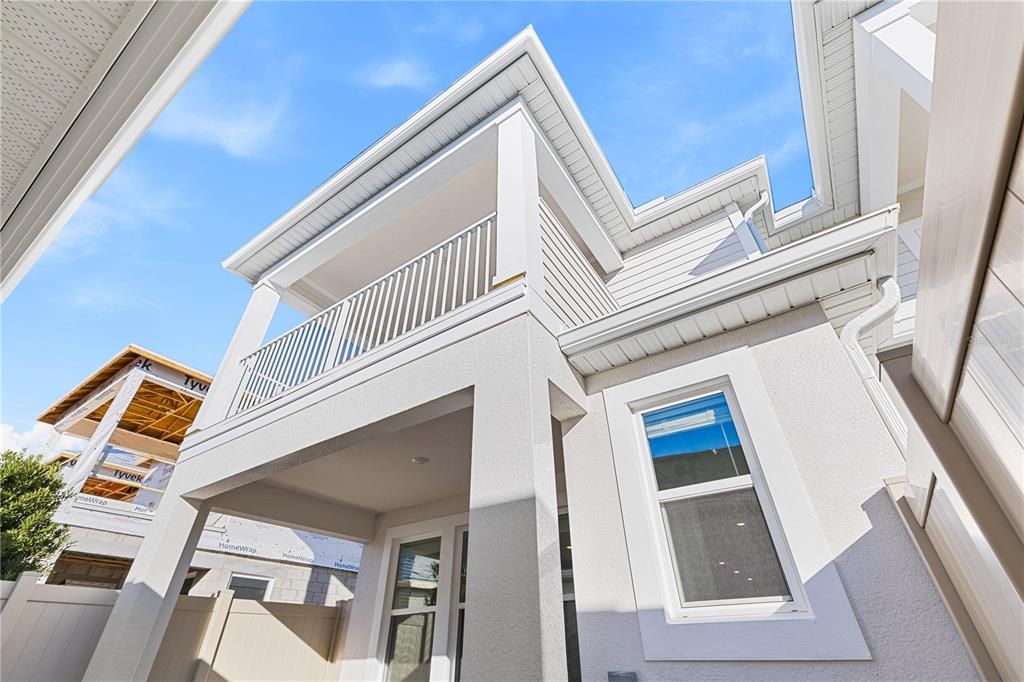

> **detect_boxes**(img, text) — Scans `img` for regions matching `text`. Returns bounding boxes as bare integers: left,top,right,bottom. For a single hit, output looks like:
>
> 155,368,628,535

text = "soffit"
0,0,151,218
228,32,775,284
563,207,898,375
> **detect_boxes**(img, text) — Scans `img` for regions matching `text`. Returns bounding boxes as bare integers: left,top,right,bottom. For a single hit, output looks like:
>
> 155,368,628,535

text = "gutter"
561,205,899,357
839,276,909,453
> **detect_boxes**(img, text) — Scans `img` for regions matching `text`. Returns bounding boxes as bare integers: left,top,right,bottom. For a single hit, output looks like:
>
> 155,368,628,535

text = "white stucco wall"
564,304,978,680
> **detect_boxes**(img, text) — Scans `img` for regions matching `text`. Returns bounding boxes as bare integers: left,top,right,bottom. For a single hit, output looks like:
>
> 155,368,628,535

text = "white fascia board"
634,156,775,232
560,205,900,356
784,0,835,221
224,26,782,282
258,102,505,289
223,27,544,275
261,98,623,287
0,0,250,303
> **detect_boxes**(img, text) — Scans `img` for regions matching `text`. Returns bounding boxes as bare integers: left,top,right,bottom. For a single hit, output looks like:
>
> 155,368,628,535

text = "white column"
82,485,210,681
192,282,280,430
65,368,145,493
461,361,567,680
493,111,541,287
854,25,902,214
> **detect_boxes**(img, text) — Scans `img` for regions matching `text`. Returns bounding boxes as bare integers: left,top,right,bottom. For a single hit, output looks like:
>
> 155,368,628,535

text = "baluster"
473,223,482,300
429,247,444,321
343,291,369,364
485,218,493,293
440,242,453,316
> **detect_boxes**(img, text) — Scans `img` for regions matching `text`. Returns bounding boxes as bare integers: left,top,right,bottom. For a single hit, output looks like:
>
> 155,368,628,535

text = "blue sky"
1,1,811,445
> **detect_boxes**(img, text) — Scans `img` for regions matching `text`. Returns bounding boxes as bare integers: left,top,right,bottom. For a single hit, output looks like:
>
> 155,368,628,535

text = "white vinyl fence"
1,573,348,682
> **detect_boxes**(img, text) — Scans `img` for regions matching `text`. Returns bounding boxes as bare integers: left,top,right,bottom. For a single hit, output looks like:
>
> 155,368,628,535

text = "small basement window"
228,573,273,601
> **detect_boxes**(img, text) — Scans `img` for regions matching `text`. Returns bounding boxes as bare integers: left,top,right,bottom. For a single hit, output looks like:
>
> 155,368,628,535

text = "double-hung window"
640,391,796,613
603,347,869,660
384,538,441,682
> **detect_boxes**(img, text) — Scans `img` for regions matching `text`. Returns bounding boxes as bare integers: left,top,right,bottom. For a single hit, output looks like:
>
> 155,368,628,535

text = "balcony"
229,215,498,415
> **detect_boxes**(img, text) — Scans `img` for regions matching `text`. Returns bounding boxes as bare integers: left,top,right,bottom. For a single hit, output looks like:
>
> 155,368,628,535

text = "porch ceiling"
261,407,473,515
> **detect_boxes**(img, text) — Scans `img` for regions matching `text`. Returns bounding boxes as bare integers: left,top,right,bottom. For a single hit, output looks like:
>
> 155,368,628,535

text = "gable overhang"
560,205,900,375
224,26,779,286
0,0,250,303
260,98,623,300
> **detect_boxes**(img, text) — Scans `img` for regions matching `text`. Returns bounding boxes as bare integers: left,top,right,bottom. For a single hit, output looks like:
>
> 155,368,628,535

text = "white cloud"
68,280,159,314
45,167,184,262
152,82,288,158
357,59,432,90
767,129,807,169
414,10,486,45
0,422,85,455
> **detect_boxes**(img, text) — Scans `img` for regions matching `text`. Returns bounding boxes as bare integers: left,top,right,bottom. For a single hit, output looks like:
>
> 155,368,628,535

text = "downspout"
742,191,771,253
840,276,908,453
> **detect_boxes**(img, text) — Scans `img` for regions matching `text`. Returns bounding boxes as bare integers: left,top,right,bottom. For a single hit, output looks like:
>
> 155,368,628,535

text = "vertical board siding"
606,213,747,308
926,480,1024,682
949,225,1024,539
539,198,618,328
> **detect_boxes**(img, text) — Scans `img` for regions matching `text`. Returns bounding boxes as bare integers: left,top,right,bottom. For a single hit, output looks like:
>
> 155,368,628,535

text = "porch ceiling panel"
261,407,474,515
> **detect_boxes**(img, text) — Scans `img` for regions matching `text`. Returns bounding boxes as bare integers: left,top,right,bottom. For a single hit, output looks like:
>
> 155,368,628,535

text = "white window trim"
448,525,469,682
603,346,870,660
227,572,274,601
366,513,466,682
636,387,808,619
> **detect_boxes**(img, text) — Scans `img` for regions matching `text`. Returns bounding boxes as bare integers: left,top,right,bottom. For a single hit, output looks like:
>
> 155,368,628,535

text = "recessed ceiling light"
733,570,740,574
735,522,746,527
718,561,726,565
746,577,753,582
411,457,430,465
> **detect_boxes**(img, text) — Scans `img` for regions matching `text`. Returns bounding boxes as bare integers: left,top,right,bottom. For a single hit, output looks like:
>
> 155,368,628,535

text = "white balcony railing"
230,215,497,415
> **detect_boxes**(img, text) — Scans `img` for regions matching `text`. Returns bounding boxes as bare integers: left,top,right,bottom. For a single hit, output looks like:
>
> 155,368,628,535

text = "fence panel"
0,577,347,682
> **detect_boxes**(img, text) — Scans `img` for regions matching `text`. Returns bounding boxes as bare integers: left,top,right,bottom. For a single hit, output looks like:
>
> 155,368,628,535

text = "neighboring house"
39,346,361,606
80,5,1021,682
0,0,249,301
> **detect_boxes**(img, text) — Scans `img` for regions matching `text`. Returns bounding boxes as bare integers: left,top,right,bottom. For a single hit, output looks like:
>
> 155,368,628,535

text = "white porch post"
65,368,145,493
192,282,280,430
493,111,541,288
82,484,210,681
854,2,936,213
461,361,567,680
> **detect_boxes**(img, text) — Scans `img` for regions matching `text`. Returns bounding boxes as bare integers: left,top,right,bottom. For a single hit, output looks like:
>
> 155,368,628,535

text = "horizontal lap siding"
897,237,919,301
539,200,618,328
606,214,746,307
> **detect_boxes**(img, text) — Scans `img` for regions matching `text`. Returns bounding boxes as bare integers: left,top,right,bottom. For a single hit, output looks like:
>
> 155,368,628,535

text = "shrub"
1,449,72,580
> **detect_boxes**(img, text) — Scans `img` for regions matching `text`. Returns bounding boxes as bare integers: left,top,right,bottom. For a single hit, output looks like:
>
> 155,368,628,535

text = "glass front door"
384,538,442,682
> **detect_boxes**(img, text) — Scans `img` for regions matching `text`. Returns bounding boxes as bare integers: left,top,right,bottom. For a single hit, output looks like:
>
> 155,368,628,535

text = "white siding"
606,212,746,308
896,236,919,301
540,199,618,328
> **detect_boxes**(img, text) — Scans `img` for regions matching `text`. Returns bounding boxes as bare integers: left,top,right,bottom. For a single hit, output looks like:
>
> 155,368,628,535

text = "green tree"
1,449,72,580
